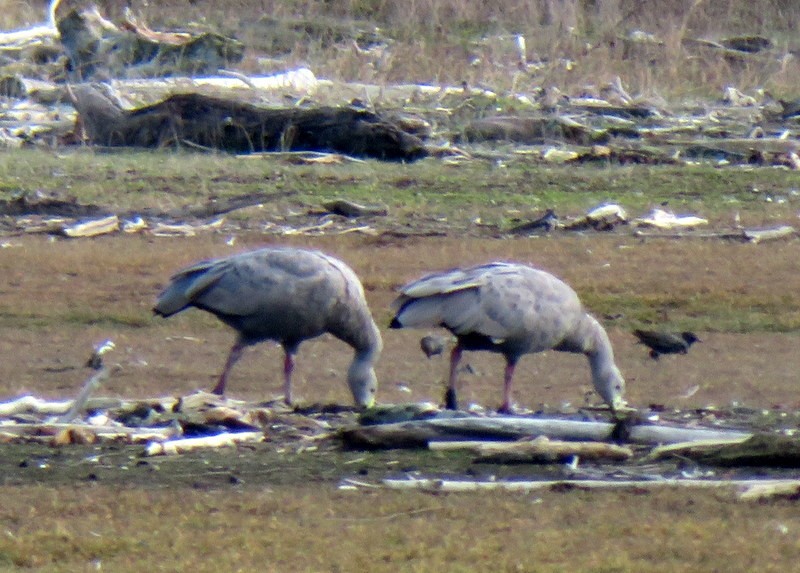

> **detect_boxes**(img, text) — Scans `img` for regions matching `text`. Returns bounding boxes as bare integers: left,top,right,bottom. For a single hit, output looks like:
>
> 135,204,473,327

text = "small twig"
217,69,257,90
179,139,217,153
326,506,443,522
57,367,115,423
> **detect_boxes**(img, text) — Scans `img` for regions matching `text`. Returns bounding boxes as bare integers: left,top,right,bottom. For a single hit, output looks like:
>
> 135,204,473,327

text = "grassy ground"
1,484,799,572
2,0,800,566
0,148,796,228
1,149,800,572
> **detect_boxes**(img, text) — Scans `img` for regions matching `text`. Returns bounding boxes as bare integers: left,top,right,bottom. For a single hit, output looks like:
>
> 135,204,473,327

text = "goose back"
392,262,584,357
155,247,379,351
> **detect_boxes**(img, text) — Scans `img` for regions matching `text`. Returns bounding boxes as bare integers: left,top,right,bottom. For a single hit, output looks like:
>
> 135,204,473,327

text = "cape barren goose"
154,247,382,407
390,262,626,413
633,330,700,360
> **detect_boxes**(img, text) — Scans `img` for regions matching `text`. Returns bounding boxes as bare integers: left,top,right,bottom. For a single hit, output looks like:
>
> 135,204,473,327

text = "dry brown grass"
0,484,798,571
6,1,800,97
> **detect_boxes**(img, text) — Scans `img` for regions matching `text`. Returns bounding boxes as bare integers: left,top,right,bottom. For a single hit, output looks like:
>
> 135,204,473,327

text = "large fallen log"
68,84,428,161
340,416,752,449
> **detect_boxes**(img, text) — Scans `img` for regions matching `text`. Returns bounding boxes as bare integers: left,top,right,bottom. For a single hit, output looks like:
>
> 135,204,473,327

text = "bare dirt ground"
3,231,800,445
4,231,800,411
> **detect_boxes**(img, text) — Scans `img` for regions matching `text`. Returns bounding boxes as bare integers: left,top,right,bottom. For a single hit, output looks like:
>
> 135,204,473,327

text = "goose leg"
498,359,517,414
282,350,296,406
211,340,245,395
445,345,463,410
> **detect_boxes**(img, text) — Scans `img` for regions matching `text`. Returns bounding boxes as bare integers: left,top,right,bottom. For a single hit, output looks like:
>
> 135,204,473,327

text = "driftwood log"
429,436,634,463
144,431,265,456
382,477,800,493
341,416,752,449
68,84,428,161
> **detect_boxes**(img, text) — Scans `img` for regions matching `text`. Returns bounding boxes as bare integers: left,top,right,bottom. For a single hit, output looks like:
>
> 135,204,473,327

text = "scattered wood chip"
282,219,334,235
52,426,98,446
62,215,120,238
634,208,708,229
742,225,795,243
20,217,69,234
541,148,579,163
564,203,628,231
122,216,147,233
738,481,800,501
149,218,224,237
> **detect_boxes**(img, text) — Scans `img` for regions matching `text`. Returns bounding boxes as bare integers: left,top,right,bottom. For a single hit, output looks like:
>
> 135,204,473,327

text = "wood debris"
741,225,796,243
340,415,752,450
62,215,120,237
149,218,224,237
429,435,634,463
382,477,800,493
564,203,627,231
738,481,800,501
634,208,708,229
144,431,265,456
0,423,177,443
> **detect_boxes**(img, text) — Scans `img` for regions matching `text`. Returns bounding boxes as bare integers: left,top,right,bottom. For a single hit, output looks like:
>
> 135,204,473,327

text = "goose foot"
444,387,458,410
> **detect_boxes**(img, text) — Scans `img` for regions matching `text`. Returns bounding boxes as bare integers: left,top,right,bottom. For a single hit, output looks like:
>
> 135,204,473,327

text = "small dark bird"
419,334,446,359
389,262,627,413
508,208,559,234
633,330,700,360
153,247,382,407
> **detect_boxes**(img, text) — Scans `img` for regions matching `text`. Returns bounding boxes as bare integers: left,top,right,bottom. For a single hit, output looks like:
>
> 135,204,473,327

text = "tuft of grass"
5,1,800,99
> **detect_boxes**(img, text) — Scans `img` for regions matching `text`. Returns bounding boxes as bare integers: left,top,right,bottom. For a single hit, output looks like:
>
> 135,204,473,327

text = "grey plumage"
633,329,699,360
154,247,382,407
390,262,626,413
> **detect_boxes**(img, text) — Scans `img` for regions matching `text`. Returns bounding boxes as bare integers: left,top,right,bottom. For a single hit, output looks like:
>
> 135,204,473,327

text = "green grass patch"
0,149,797,227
